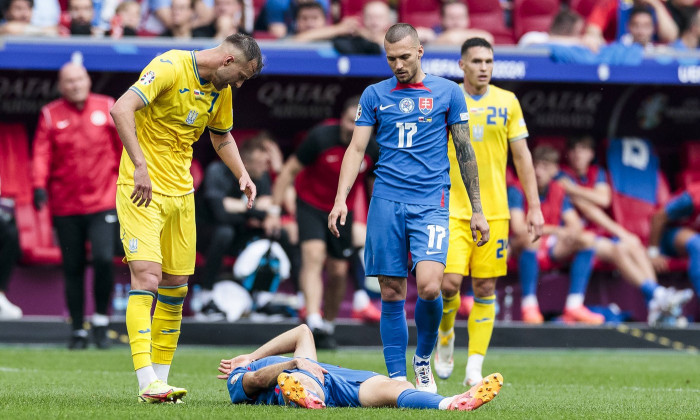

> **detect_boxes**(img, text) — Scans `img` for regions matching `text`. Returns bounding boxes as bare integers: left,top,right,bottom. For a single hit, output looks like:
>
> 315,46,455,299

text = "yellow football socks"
467,295,496,356
439,292,461,334
151,284,188,365
126,291,155,371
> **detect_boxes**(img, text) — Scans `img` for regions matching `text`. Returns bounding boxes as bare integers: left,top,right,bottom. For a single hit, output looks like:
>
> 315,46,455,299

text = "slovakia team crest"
419,97,433,115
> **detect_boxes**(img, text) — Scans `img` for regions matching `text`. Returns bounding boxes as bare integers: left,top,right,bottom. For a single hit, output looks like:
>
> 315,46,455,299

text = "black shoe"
68,332,88,350
93,326,111,349
196,300,226,321
312,328,337,350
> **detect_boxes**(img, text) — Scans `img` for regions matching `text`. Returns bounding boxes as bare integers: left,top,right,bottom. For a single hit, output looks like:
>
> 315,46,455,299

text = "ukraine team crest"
185,110,199,125
419,97,433,115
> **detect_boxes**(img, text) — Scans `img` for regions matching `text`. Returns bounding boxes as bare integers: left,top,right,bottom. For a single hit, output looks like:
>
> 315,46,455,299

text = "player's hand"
651,255,669,273
470,212,490,246
131,165,152,207
526,207,544,243
294,358,328,385
217,354,255,379
328,200,348,238
239,172,257,209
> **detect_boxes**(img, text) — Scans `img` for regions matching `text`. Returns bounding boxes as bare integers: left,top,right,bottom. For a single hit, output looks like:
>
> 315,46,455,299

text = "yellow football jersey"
448,84,528,220
118,50,233,196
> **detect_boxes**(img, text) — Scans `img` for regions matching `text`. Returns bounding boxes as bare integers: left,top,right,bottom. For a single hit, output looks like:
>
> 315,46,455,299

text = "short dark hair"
628,6,653,24
566,135,595,151
240,134,268,160
3,0,33,12
295,1,324,19
440,0,466,18
342,95,361,114
385,23,419,44
224,33,264,77
460,37,493,56
549,10,583,36
533,145,560,164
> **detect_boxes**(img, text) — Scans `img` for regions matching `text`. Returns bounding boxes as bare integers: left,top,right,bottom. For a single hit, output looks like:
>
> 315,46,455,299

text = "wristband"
267,205,281,216
647,246,660,258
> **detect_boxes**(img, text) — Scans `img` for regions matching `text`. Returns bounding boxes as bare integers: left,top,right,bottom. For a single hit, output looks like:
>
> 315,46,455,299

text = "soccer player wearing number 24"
328,23,489,393
110,34,263,403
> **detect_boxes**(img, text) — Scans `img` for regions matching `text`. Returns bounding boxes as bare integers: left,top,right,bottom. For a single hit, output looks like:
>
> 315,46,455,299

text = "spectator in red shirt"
266,96,379,348
59,0,99,36
32,62,122,350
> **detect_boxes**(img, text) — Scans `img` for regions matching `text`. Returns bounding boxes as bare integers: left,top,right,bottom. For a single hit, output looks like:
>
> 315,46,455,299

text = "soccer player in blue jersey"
217,324,503,411
328,23,489,393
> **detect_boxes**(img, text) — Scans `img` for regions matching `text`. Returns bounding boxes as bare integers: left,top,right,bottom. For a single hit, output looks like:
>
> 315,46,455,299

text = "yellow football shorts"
445,218,509,278
116,184,196,275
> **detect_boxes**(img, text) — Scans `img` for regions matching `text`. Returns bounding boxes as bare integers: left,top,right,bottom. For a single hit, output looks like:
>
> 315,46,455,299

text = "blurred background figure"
196,135,298,320
109,0,141,38
519,9,587,48
59,0,100,36
418,0,494,46
290,1,359,42
0,182,22,320
670,6,700,51
0,0,57,35
31,62,122,349
255,0,330,38
161,0,195,38
266,96,379,348
193,0,247,39
332,0,394,55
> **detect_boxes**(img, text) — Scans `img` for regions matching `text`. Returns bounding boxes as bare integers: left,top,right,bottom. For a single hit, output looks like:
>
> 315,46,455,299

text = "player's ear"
417,45,424,58
224,55,235,66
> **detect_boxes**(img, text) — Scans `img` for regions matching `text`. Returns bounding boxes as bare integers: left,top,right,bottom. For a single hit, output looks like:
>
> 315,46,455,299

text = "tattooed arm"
210,131,257,208
450,121,482,213
450,121,490,245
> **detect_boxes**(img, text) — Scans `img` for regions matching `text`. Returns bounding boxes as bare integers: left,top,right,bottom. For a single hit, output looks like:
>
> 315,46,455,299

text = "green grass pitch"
1,345,698,419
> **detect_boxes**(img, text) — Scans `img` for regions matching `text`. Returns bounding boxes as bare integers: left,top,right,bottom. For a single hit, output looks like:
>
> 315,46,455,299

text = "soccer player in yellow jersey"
109,34,263,403
435,38,544,386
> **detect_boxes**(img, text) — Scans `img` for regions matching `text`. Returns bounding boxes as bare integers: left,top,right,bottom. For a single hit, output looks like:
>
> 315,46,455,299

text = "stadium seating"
398,0,441,30
465,0,515,44
513,0,560,41
340,0,371,18
0,123,62,265
569,0,598,19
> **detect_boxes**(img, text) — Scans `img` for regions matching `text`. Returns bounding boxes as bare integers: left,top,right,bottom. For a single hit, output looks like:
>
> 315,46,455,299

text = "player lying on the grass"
216,324,503,411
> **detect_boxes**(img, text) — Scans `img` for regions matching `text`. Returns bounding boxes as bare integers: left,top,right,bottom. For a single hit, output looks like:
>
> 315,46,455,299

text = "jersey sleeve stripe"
129,86,149,106
508,133,529,143
208,125,233,135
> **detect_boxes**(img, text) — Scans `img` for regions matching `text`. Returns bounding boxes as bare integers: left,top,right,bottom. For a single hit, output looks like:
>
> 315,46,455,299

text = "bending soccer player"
110,34,263,403
328,23,489,393
436,37,543,386
217,324,503,411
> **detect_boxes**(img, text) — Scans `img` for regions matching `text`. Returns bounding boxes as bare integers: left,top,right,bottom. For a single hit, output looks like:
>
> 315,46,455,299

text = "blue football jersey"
355,74,469,206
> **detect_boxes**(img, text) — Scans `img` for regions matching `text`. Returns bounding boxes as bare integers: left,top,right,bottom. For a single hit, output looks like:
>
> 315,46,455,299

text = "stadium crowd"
1,0,700,54
0,1,699,352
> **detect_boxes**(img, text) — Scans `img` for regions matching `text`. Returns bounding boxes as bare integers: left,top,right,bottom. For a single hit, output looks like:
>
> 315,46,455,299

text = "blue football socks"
519,249,539,297
414,295,443,359
381,299,408,378
397,389,445,409
569,248,595,295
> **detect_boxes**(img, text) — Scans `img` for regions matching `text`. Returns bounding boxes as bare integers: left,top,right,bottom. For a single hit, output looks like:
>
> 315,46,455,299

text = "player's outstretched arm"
210,131,257,208
328,125,373,238
511,140,543,241
450,121,490,246
110,90,150,207
218,325,319,379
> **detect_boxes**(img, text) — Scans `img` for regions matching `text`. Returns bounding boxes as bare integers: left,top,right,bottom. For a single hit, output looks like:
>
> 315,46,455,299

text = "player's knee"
472,278,496,298
417,282,440,300
441,280,460,297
